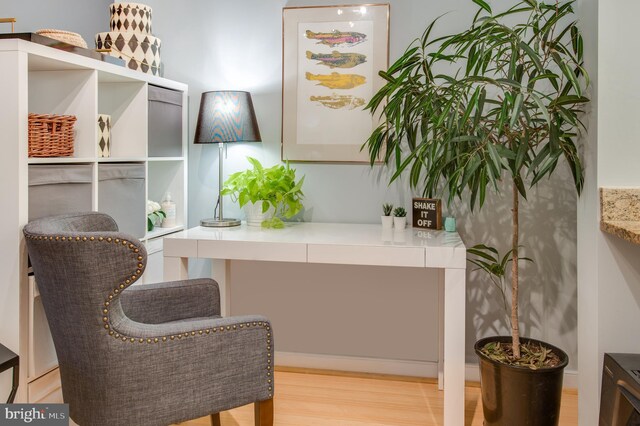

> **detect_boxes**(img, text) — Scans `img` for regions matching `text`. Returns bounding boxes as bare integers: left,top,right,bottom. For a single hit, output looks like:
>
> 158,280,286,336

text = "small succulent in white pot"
393,207,407,229
381,203,394,229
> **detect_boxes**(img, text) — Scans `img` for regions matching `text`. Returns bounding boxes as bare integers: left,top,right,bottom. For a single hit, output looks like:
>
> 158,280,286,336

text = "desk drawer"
198,240,306,262
308,244,425,267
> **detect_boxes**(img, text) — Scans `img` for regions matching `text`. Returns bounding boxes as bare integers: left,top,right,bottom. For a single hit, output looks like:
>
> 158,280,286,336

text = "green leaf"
509,93,523,128
549,95,589,108
468,248,498,263
247,156,263,172
479,169,488,207
222,156,305,220
514,140,529,172
486,142,504,178
514,174,527,199
531,154,560,186
530,93,551,126
472,0,492,14
461,155,481,188
470,244,499,255
519,41,543,72
560,61,582,96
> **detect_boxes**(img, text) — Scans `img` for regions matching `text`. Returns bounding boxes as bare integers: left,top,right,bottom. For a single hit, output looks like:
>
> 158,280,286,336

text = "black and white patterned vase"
95,31,161,76
98,114,111,158
110,2,153,35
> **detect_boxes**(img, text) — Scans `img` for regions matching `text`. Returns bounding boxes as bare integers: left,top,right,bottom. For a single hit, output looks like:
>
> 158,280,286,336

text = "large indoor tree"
364,0,589,360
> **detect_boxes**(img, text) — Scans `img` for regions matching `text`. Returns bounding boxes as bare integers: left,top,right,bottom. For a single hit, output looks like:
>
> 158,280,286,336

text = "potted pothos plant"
363,0,589,424
221,157,305,228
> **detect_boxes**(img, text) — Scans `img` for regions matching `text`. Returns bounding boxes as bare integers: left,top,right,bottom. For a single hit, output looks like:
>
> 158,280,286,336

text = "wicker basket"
28,113,77,157
35,29,88,48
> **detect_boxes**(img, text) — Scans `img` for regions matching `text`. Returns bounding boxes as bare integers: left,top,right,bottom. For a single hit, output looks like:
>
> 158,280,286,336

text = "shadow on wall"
452,163,578,367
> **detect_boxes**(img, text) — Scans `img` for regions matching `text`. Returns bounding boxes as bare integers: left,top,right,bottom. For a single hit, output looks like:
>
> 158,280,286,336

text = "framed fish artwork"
282,4,389,162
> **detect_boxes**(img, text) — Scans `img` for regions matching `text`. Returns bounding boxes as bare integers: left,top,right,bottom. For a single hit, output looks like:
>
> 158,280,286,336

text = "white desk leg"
212,259,231,317
438,269,445,390
443,267,466,426
164,256,188,281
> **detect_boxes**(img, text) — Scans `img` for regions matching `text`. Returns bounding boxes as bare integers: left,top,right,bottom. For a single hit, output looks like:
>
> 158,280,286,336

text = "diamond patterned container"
97,2,161,76
110,2,152,35
98,114,111,157
95,31,161,75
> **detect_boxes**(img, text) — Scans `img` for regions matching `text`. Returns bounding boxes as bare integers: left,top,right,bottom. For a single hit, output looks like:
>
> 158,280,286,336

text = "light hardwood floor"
176,368,578,426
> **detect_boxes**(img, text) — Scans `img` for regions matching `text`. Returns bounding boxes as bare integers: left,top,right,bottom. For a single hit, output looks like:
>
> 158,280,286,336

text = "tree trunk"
511,180,521,359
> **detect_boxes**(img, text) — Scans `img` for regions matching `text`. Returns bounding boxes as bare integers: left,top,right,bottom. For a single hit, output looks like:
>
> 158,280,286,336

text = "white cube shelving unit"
0,39,188,404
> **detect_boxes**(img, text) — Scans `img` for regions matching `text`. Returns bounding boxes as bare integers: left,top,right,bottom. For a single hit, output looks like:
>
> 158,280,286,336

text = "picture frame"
282,4,390,163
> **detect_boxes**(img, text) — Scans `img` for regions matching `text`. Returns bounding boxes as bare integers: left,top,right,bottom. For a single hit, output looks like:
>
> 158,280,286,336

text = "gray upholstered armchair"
24,212,274,426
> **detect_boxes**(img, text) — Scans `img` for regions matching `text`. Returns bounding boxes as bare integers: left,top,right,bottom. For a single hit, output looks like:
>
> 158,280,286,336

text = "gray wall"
4,0,580,370
0,0,111,47
146,0,579,370
584,0,640,422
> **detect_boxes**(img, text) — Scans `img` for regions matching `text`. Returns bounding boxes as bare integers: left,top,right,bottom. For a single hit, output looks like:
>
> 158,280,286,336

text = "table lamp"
194,91,261,227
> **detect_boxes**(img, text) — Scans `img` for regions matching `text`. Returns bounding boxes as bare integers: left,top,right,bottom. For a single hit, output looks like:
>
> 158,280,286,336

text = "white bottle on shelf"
161,191,176,228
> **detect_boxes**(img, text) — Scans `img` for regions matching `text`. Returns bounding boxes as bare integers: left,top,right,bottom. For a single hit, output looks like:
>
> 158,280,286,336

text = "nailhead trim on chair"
25,233,274,398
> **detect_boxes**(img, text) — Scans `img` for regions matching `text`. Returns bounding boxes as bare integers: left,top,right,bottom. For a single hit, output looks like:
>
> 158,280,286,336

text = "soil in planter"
479,340,562,369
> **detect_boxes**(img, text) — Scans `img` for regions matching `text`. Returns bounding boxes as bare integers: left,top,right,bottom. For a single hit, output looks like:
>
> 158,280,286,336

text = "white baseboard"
275,351,439,378
275,351,578,389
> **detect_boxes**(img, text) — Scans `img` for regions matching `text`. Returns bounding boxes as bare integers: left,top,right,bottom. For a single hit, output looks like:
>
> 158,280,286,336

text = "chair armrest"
119,279,220,324
106,314,274,414
110,314,270,343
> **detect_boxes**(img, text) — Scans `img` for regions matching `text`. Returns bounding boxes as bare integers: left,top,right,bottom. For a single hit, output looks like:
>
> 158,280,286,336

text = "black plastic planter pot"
475,336,569,426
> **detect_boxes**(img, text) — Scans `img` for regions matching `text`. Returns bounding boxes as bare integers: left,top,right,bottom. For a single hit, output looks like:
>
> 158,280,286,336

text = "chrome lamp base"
200,218,241,227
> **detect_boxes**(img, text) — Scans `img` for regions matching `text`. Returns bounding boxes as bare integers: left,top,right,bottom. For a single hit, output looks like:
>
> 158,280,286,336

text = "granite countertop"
600,188,640,245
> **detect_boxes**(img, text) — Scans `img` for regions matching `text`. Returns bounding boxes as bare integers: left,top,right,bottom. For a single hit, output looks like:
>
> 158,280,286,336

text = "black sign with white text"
412,198,442,230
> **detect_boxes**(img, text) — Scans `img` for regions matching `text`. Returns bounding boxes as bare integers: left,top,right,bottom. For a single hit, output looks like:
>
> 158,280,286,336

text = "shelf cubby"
147,159,185,233
98,81,147,159
28,69,97,159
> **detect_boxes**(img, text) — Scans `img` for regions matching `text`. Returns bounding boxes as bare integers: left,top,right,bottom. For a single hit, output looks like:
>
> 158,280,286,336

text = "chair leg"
254,398,273,426
7,364,19,403
210,413,221,426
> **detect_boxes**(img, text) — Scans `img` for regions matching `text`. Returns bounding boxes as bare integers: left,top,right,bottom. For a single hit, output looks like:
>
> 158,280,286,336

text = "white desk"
163,222,467,426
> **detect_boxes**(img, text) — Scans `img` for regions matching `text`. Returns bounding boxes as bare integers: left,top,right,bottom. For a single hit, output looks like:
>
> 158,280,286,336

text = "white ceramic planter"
393,216,407,229
244,201,275,227
381,215,393,229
